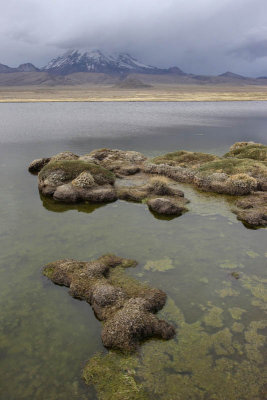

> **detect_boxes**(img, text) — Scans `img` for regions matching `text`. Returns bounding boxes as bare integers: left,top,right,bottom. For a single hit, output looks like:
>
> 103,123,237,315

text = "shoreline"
1,98,267,103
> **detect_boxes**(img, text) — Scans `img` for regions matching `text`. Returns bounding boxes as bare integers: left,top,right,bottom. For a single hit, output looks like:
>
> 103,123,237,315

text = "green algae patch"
39,160,116,185
246,250,260,259
137,299,266,400
229,307,246,320
232,322,244,333
241,274,267,303
150,150,219,168
216,287,240,298
81,298,267,400
219,260,244,269
224,142,267,162
83,352,149,400
244,320,267,364
203,304,224,328
144,257,174,272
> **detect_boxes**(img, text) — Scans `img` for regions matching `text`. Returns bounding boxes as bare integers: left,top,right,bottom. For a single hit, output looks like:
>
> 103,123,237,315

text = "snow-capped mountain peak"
43,49,161,75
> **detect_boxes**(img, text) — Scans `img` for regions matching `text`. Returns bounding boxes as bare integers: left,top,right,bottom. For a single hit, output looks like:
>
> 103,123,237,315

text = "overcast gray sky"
0,0,266,76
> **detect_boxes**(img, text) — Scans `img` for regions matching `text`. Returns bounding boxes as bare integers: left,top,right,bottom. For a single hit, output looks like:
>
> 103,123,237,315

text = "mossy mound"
150,150,219,168
197,157,266,177
224,142,267,162
233,192,267,227
37,160,116,203
145,143,267,194
194,158,266,194
39,160,115,186
43,254,175,352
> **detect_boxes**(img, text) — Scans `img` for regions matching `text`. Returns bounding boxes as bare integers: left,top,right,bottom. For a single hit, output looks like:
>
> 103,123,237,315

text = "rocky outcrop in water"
43,254,175,351
29,142,267,225
145,143,267,195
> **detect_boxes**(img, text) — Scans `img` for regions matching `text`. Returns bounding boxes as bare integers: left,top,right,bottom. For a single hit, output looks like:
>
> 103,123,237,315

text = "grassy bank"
1,84,267,102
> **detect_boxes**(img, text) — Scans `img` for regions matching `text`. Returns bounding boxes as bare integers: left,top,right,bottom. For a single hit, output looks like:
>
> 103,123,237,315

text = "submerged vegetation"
83,293,267,400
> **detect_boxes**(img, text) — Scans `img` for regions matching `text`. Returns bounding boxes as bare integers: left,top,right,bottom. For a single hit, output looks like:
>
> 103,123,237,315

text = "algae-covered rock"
224,142,267,162
233,192,267,227
43,254,175,351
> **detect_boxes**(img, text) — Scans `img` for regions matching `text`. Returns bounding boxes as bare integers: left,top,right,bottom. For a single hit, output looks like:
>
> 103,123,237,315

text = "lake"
0,101,266,400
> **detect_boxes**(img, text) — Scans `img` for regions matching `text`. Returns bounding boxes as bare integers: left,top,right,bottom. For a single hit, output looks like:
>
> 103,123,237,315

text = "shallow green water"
0,102,266,400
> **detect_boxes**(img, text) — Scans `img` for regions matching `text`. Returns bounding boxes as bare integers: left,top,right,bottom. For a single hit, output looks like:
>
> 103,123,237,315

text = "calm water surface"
0,102,266,400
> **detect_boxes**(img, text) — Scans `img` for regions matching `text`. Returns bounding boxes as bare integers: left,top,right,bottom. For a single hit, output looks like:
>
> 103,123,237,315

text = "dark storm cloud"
231,39,267,61
0,0,267,76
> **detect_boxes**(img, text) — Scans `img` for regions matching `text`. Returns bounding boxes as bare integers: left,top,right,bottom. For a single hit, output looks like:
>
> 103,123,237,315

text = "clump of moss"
150,150,219,168
197,157,266,177
224,142,267,162
43,254,175,352
83,352,149,400
194,158,266,195
39,160,115,185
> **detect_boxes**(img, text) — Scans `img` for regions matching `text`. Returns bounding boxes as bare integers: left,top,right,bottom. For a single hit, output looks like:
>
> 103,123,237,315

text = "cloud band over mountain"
1,0,267,77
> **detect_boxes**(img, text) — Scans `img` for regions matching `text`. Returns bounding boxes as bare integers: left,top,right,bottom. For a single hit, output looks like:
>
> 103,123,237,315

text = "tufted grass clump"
224,142,267,162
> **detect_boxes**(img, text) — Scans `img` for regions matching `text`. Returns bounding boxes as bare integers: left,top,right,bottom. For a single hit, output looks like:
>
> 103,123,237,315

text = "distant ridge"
219,71,246,79
0,50,267,86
